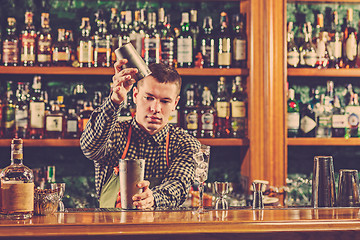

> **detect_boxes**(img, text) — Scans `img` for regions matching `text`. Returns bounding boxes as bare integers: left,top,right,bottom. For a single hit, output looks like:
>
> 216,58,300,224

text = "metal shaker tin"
115,43,152,81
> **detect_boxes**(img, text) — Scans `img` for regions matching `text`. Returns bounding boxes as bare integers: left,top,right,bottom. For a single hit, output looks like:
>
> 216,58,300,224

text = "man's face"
133,75,180,135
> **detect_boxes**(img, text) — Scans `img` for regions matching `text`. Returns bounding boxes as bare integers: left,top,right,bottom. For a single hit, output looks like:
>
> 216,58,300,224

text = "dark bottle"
20,11,36,66
218,12,232,69
200,16,216,68
78,17,93,68
215,77,231,138
328,11,342,69
160,14,176,67
130,10,146,55
2,17,19,66
45,102,64,139
332,96,346,137
299,88,318,137
118,93,133,122
65,108,79,139
94,11,111,68
52,28,71,66
109,8,120,63
15,82,28,139
343,8,357,68
230,76,247,138
287,88,300,138
190,9,200,58
287,22,300,68
177,12,193,68
28,76,45,139
37,13,52,67
3,81,16,138
142,11,161,65
199,86,215,138
232,14,247,68
119,10,131,48
183,84,198,137
79,101,94,133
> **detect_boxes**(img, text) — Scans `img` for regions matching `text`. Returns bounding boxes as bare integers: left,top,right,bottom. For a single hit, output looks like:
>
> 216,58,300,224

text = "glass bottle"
332,95,346,137
183,84,198,137
314,14,329,69
65,108,79,139
94,10,111,68
287,21,300,68
65,30,76,64
118,93,133,122
15,82,28,139
142,11,161,65
218,11,232,69
52,28,71,66
79,101,94,132
200,16,216,68
328,11,342,69
343,8,357,68
109,8,120,63
119,10,131,48
3,81,16,138
130,10,146,55
2,17,19,66
45,101,64,139
72,83,87,115
177,12,193,68
20,11,36,66
190,9,200,58
315,94,333,138
0,138,34,220
345,93,360,138
299,88,318,137
160,14,176,67
232,13,247,68
37,12,52,67
215,77,231,138
287,88,300,138
299,22,317,68
29,76,45,139
199,86,215,138
230,76,247,138
78,17,93,68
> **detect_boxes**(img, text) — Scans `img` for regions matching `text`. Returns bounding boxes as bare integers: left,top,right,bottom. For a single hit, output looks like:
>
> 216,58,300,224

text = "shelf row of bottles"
287,8,360,69
0,6,247,69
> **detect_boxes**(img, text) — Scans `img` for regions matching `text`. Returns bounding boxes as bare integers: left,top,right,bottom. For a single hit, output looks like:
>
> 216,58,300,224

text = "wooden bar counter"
1,207,360,239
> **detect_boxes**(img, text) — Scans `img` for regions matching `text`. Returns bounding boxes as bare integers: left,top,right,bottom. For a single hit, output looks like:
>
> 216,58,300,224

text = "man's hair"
137,63,182,96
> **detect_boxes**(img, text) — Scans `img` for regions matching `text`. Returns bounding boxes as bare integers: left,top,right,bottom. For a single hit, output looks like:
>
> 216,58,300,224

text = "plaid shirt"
80,97,200,208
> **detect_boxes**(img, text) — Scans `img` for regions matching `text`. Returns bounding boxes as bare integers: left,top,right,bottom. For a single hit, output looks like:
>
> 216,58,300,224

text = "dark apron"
99,126,170,208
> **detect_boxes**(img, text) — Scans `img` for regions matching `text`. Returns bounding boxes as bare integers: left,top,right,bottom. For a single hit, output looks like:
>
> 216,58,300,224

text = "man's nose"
150,100,161,112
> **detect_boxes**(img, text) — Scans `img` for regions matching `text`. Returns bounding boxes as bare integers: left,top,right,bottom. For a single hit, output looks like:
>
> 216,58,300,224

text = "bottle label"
37,54,51,63
168,109,178,125
1,182,34,212
46,116,63,132
177,38,193,63
53,51,70,62
329,41,342,58
30,102,45,129
2,41,19,63
287,50,300,67
345,106,360,128
231,101,246,118
21,34,36,62
78,41,93,63
316,40,326,58
201,112,214,130
15,109,28,128
287,112,300,130
185,112,198,130
218,38,231,66
80,118,89,131
300,115,316,134
233,39,246,61
216,102,230,118
304,51,317,67
318,115,332,127
346,34,357,61
332,114,347,128
161,38,175,65
66,119,78,133
201,41,215,65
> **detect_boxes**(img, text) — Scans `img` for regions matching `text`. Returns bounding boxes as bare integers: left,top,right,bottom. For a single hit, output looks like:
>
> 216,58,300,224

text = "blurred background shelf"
288,68,360,77
287,138,360,146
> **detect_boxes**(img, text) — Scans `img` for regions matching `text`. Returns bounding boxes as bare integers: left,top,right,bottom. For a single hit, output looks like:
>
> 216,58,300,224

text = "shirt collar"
131,119,169,145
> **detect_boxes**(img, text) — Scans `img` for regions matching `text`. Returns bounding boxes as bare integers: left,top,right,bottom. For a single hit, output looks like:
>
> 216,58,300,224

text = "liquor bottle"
0,138,34,220
2,17,19,66
287,88,300,137
183,84,198,137
344,83,354,107
287,22,299,68
177,12,193,68
118,93,133,122
200,16,216,68
230,76,247,138
168,105,180,127
72,83,87,115
65,108,79,139
15,82,28,139
160,14,176,67
93,91,103,109
20,11,36,66
142,11,161,65
45,101,64,139
345,93,360,138
299,22,317,68
52,28,71,66
217,12,232,69
77,17,93,68
3,81,16,138
299,89,317,137
94,11,111,68
332,95,346,137
198,86,215,138
315,94,332,138
190,9,200,58
65,30,76,64
328,11,342,69
37,12,52,67
109,8,120,63
343,8,357,68
119,11,131,48
314,14,329,69
43,165,56,189
130,10,146,55
29,76,45,139
79,101,94,132
215,77,231,138
232,13,247,68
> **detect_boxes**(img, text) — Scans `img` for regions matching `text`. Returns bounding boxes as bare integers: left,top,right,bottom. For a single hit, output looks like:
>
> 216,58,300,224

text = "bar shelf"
288,68,360,77
287,137,360,146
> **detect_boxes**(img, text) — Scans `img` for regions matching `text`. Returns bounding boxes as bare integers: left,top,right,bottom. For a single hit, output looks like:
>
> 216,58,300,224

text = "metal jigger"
252,180,269,209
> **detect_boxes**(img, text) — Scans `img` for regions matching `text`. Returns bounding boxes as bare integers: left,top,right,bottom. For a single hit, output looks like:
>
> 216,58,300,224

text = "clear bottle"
94,10,111,68
130,10,146,55
183,84,198,137
2,17,19,66
160,14,176,67
52,28,71,66
215,77,231,138
45,102,64,139
37,12,52,67
109,8,120,63
28,76,45,139
200,16,216,68
77,17,93,68
65,108,79,139
332,96,346,137
217,12,232,69
232,13,247,68
0,138,34,220
287,88,300,138
20,11,36,66
230,76,247,138
199,86,215,138
177,12,193,68
299,22,317,68
345,93,360,138
343,8,357,68
315,94,332,138
119,11,131,48
328,11,342,69
142,11,161,65
287,22,300,68
3,81,16,138
314,14,329,69
15,82,28,139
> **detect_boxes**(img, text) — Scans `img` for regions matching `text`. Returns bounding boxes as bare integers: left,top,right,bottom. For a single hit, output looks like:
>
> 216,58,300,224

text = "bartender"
80,59,201,209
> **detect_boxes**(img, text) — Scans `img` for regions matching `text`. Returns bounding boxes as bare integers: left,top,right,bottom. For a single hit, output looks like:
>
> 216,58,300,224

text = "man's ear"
173,96,180,110
133,87,139,104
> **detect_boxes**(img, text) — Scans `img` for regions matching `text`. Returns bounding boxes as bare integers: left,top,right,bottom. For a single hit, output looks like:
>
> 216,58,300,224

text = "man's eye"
161,100,170,104
145,96,154,101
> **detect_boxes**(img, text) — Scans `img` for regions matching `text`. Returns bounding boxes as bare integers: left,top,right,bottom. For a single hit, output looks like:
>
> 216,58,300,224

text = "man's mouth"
147,116,162,122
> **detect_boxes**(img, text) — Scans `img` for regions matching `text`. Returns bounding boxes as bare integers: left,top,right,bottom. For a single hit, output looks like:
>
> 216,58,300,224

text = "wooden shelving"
288,0,360,3
288,68,360,77
0,66,248,77
287,137,360,146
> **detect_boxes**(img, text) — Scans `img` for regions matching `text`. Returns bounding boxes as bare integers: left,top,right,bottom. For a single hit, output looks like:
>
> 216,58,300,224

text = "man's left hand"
132,180,154,210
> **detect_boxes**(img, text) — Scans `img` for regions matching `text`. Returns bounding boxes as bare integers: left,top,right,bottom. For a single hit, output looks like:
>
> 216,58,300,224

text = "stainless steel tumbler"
312,156,336,208
119,158,145,210
114,43,152,81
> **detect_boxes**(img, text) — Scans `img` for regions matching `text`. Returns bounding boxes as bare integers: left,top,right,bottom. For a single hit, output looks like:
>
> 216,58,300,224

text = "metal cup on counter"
252,180,269,209
114,43,152,81
312,156,336,208
119,158,145,210
337,169,360,207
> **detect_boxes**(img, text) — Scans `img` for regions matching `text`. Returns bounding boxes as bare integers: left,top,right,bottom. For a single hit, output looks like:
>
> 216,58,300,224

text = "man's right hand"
111,59,138,105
